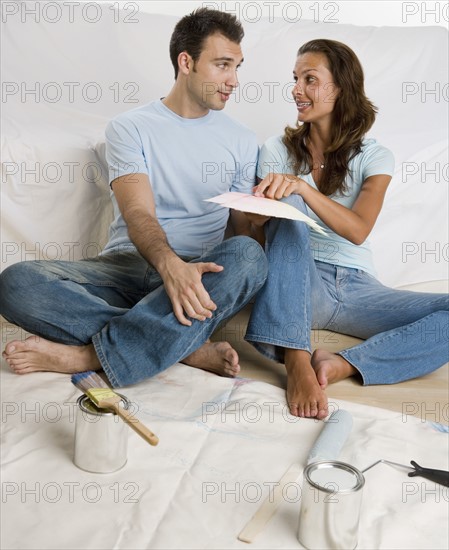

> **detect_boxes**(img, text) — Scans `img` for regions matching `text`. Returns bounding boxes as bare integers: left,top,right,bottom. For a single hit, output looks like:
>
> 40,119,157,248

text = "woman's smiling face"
292,52,340,126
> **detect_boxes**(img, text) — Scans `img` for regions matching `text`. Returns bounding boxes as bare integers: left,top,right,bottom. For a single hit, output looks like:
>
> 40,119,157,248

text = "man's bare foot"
182,341,240,377
2,336,100,375
311,349,357,389
285,349,328,419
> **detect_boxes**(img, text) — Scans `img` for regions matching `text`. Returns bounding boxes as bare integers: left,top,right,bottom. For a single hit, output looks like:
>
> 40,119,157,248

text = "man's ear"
177,52,193,76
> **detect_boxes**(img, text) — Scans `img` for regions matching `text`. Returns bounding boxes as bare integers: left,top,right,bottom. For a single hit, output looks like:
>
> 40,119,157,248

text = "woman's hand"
254,173,306,199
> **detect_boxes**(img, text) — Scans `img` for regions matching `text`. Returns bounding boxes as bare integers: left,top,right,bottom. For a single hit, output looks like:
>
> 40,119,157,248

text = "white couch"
2,5,448,353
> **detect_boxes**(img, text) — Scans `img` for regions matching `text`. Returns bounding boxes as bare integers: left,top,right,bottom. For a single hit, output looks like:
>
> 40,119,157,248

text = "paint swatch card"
205,192,326,234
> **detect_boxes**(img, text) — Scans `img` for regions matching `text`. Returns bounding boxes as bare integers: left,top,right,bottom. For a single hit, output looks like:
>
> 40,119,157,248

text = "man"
1,8,268,387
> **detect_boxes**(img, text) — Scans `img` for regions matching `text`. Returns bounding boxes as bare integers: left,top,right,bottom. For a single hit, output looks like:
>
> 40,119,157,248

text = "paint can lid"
304,460,365,493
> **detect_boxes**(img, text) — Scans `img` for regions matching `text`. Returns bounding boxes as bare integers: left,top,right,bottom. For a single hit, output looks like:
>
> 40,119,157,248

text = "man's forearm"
249,223,265,247
127,209,182,276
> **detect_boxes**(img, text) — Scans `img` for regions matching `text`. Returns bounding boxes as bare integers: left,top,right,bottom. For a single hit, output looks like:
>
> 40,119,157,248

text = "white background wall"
2,1,448,287
128,0,448,27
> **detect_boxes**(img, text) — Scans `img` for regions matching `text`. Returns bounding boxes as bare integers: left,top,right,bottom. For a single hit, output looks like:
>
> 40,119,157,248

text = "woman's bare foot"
285,349,328,419
182,341,240,377
311,349,357,389
2,336,100,375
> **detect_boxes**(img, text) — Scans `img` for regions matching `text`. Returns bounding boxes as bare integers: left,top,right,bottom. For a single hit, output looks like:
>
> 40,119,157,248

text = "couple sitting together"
1,8,448,419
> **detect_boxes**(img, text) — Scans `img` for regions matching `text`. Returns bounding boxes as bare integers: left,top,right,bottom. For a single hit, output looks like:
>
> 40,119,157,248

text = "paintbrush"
71,371,159,446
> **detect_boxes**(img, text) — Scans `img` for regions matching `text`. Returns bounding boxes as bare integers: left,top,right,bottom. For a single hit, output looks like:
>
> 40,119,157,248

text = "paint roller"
307,409,353,464
238,409,353,543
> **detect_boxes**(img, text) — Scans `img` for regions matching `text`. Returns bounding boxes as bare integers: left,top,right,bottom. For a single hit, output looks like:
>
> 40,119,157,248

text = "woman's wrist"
294,176,306,195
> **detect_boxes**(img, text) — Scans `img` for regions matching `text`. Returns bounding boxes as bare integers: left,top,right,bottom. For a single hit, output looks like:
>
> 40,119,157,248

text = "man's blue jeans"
1,236,268,387
245,196,449,385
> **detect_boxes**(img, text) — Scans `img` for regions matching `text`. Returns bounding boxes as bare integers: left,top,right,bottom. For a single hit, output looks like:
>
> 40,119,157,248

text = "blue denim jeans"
1,236,268,387
245,196,449,385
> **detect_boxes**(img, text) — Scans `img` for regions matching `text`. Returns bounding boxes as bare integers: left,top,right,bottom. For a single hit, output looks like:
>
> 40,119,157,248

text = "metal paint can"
298,460,365,550
73,394,130,473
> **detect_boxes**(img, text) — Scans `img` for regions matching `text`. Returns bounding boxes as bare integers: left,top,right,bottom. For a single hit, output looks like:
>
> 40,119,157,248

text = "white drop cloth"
1,360,448,549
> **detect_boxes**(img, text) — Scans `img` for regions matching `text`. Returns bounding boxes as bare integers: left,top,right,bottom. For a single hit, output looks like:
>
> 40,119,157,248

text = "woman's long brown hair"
283,39,377,196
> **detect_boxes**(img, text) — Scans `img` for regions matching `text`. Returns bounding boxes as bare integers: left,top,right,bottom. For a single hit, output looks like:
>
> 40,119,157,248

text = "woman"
244,39,448,419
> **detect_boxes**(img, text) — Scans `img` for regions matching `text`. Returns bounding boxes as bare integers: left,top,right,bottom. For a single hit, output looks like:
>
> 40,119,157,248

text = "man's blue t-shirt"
257,135,395,276
102,99,258,257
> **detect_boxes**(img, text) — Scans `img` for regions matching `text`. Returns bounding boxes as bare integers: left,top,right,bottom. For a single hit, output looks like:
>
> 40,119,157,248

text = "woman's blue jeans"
0,236,268,387
245,196,449,385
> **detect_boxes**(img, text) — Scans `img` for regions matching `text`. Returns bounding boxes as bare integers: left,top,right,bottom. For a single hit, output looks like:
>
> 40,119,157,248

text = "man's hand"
161,257,224,326
112,173,224,325
243,212,270,227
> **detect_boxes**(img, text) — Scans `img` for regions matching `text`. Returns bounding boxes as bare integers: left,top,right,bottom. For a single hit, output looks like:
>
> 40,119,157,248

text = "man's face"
186,33,243,111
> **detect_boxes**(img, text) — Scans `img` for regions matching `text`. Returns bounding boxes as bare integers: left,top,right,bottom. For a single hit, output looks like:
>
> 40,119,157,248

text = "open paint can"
73,393,130,474
298,460,365,550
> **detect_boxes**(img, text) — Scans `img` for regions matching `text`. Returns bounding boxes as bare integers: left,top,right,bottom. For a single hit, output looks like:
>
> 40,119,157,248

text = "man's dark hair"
169,8,244,79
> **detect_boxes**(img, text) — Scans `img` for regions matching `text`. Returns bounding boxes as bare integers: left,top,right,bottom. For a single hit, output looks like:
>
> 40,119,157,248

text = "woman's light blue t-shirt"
257,135,395,276
102,99,258,258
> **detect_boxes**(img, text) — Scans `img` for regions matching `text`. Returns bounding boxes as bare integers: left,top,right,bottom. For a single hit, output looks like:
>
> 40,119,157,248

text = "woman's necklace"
307,138,325,169
311,158,325,170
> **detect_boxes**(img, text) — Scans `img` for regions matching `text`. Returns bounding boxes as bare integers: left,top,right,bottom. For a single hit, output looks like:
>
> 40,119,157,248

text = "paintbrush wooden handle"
112,404,159,446
238,463,302,543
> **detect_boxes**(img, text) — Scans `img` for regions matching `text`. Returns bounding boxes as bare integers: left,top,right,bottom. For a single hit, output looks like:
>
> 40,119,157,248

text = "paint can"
73,393,130,473
298,460,365,550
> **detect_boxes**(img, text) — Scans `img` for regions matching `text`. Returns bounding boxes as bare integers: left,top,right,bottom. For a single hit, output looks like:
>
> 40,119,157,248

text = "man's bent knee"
0,261,49,319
